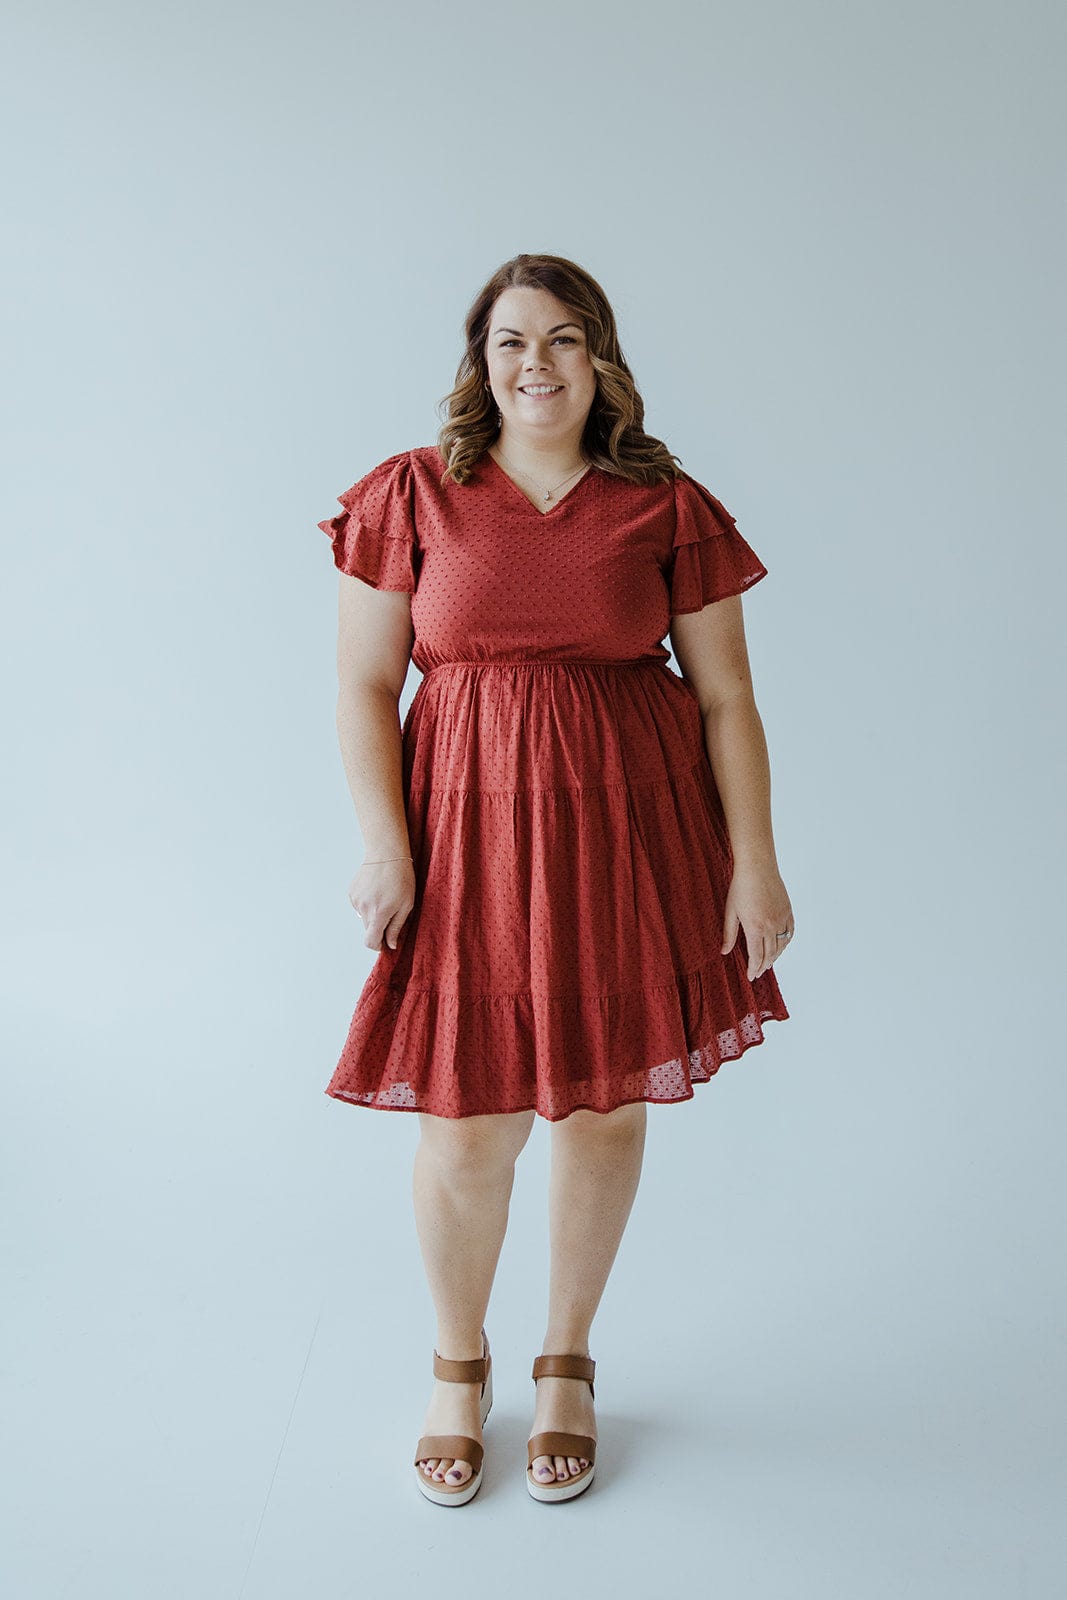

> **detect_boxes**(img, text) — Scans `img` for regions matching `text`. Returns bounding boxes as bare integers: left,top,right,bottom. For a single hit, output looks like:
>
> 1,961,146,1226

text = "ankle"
434,1329,487,1363
540,1336,592,1358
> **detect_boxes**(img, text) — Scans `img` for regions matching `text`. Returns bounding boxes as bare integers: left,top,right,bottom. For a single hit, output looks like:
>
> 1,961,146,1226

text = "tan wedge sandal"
526,1353,597,1502
413,1328,493,1506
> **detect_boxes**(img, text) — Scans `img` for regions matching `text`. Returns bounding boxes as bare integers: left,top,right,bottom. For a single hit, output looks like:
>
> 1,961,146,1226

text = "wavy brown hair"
435,254,684,488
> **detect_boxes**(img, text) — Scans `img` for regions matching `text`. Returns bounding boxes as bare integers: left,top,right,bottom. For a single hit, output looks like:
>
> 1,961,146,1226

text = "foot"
415,1371,485,1488
529,1367,596,1484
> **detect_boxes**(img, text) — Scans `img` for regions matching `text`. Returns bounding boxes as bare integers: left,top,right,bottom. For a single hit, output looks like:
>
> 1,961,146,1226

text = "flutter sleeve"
668,470,769,615
317,449,420,591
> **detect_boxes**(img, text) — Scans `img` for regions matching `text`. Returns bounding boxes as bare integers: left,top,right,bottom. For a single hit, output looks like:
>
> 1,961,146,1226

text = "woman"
317,253,794,1506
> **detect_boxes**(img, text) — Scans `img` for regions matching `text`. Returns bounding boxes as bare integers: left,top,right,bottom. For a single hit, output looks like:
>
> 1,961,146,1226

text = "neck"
492,427,588,479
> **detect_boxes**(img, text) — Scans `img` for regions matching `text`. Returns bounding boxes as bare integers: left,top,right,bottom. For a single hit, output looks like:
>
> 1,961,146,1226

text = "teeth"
521,385,562,395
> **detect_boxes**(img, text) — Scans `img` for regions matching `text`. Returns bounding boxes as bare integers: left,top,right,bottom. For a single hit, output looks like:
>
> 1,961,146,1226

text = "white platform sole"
526,1458,596,1502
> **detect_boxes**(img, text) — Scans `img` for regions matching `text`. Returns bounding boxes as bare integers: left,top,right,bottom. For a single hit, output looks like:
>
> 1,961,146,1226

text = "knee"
558,1101,647,1143
418,1108,536,1178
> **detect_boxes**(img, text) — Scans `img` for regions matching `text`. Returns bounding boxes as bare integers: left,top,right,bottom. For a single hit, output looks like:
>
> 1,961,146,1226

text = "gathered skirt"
325,658,789,1121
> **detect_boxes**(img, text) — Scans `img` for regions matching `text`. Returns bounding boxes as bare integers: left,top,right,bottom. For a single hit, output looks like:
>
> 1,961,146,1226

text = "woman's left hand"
721,862,795,981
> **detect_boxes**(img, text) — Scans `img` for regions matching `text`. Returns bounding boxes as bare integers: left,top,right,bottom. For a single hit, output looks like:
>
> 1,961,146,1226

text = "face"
484,285,598,445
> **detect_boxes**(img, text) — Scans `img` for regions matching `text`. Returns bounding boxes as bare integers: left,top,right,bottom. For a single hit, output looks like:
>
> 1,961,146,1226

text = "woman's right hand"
349,858,416,951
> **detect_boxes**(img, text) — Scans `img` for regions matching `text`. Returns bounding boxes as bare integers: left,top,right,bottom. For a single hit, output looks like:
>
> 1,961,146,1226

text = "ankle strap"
532,1353,595,1396
433,1350,489,1383
433,1330,489,1385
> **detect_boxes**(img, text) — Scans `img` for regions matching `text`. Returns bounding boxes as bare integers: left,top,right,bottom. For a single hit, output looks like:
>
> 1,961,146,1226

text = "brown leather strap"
415,1434,484,1473
528,1430,596,1464
433,1351,489,1384
433,1328,490,1386
531,1353,595,1397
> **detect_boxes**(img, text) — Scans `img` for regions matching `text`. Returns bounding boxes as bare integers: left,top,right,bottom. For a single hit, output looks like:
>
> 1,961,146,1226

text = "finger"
739,926,750,977
722,907,738,955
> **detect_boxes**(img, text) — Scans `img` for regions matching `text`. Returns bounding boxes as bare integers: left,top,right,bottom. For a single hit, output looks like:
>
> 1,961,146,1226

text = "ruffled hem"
326,1030,783,1120
318,509,417,590
669,473,769,614
323,956,789,1122
317,451,419,590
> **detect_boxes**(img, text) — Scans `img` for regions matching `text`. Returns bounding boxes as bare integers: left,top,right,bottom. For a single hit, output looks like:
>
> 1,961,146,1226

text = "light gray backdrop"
3,1,1064,1596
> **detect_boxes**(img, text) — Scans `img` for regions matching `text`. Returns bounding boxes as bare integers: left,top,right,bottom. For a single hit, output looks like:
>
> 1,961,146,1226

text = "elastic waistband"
420,657,665,675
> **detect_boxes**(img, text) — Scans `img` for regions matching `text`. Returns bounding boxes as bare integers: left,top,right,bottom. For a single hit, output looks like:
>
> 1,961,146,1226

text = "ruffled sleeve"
668,471,769,615
317,450,420,591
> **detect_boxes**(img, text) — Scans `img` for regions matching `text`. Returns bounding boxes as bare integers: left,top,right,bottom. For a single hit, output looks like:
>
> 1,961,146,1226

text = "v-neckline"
485,450,597,518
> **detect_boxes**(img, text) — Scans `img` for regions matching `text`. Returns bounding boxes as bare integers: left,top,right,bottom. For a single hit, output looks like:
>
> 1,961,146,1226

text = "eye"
496,335,580,348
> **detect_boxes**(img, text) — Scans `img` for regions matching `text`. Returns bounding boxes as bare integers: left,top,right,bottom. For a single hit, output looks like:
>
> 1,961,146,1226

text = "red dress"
318,445,790,1121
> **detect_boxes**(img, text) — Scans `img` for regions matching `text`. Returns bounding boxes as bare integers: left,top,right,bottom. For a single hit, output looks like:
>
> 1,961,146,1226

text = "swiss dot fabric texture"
318,445,789,1121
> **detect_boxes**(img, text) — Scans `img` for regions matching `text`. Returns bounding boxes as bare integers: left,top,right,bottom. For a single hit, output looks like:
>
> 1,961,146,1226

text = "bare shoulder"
668,595,755,715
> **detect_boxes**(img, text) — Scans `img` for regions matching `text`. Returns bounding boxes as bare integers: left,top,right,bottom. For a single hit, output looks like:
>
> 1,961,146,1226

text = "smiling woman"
435,259,694,492
483,301,599,486
316,251,794,1507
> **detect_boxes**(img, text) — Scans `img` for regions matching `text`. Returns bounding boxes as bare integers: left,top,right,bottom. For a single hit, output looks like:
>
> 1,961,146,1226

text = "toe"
532,1455,555,1481
444,1458,472,1485
567,1456,582,1475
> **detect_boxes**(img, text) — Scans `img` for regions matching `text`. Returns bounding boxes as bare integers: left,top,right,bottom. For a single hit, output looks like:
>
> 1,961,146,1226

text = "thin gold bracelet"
362,855,414,863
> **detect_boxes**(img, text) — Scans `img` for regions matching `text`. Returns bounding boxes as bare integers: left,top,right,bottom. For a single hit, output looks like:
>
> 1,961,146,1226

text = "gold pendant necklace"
494,446,589,502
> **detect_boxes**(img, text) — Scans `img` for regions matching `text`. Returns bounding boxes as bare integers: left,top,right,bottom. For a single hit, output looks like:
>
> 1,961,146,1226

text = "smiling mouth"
519,385,564,395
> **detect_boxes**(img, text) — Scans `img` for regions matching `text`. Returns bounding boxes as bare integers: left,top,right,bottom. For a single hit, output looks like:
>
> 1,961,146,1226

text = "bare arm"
670,597,777,865
335,686,412,858
334,572,418,947
670,596,794,977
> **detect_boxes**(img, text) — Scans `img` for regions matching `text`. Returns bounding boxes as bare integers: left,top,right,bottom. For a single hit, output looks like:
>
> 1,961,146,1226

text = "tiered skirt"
325,659,789,1121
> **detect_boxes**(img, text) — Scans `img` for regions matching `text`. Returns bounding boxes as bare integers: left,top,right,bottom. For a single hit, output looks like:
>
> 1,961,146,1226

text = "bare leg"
413,1108,536,1486
530,1101,647,1484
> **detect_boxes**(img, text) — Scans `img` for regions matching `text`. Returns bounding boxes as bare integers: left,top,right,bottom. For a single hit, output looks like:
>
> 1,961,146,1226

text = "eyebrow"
491,323,583,336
